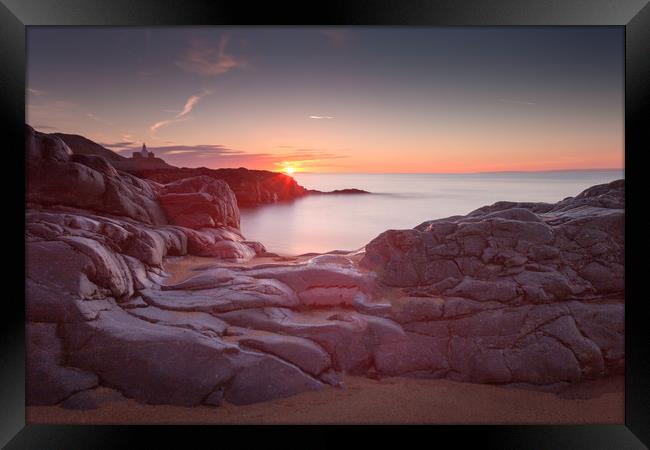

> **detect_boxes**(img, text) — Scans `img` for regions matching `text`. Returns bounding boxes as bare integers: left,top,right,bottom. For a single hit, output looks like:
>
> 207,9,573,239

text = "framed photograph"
2,0,649,447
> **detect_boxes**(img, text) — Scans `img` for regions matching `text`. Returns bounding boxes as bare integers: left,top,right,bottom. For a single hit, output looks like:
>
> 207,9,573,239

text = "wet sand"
27,375,623,425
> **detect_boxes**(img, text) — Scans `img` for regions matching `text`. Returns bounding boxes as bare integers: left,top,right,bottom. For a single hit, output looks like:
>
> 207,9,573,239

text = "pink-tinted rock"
27,322,99,405
541,315,604,379
135,166,309,207
237,331,332,376
224,352,324,405
504,333,581,384
141,277,299,313
126,306,229,336
185,228,259,261
362,180,624,310
60,387,126,410
62,309,239,406
374,332,448,376
446,278,519,303
449,337,511,383
159,175,240,229
27,126,167,225
567,302,624,373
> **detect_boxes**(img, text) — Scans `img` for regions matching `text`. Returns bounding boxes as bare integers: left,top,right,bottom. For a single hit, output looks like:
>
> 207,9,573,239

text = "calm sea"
240,170,624,256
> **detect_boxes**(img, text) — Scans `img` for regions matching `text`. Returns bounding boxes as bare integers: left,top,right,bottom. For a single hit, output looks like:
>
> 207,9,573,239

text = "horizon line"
276,167,625,176
28,124,623,177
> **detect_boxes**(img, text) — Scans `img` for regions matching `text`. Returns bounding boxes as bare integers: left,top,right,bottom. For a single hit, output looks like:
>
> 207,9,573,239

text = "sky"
26,27,624,173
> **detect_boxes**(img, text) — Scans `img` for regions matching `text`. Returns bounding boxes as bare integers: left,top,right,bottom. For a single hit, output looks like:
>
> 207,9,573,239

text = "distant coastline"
52,130,370,207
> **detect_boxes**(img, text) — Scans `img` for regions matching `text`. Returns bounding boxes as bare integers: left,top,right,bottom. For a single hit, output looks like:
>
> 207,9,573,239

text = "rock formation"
56,132,371,206
361,179,624,383
133,167,309,207
55,132,173,171
26,125,624,408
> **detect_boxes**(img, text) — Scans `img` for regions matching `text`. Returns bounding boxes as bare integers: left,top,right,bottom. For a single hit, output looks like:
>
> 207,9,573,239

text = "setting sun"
284,166,295,175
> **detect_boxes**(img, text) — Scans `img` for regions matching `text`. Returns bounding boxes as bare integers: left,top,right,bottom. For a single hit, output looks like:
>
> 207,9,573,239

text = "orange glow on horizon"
237,152,623,175
79,126,624,175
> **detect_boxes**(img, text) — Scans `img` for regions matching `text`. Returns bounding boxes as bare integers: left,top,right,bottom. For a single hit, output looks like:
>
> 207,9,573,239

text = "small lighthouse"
133,142,154,159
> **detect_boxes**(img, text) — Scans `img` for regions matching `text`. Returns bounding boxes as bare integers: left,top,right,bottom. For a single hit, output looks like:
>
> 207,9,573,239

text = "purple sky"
27,27,623,173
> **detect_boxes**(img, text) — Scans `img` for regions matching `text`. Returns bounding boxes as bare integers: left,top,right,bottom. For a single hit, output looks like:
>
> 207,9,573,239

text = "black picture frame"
2,0,649,448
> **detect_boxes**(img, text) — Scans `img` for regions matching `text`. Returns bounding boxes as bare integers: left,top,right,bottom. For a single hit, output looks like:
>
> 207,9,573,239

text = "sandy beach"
27,375,623,425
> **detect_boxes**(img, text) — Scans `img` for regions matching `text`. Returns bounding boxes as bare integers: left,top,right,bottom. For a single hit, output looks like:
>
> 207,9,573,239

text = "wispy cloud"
176,34,245,76
149,144,241,156
125,144,349,171
98,140,138,149
150,90,213,132
26,88,46,96
165,150,199,155
309,115,335,120
33,124,56,130
86,112,113,126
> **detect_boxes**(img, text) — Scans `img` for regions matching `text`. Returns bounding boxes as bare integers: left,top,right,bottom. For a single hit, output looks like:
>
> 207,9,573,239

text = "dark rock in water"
308,188,371,195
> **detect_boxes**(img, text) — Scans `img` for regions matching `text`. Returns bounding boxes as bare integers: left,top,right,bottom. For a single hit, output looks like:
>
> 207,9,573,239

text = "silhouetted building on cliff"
132,143,155,160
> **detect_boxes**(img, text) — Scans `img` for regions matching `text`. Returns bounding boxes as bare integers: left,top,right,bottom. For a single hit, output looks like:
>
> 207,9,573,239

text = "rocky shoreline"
54,132,369,207
26,125,624,410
